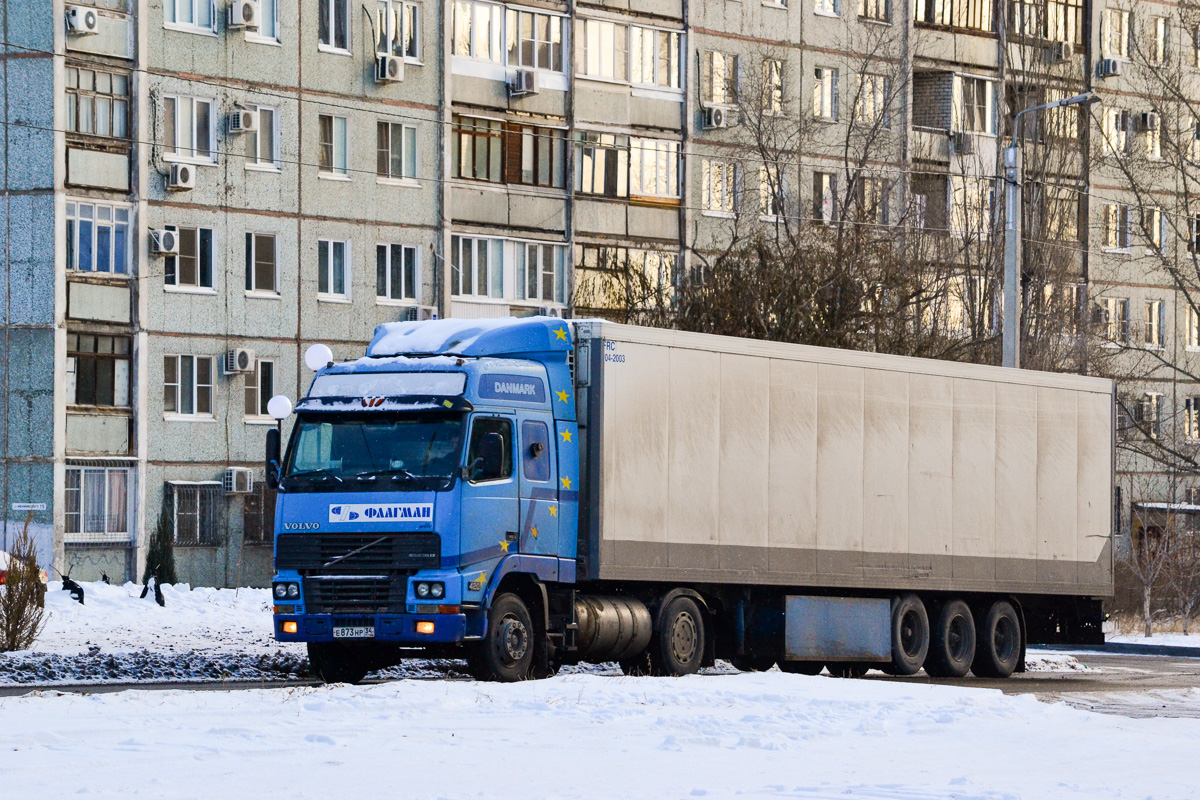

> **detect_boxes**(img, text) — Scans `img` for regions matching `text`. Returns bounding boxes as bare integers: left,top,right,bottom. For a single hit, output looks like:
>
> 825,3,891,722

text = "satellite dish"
267,395,293,421
305,343,334,371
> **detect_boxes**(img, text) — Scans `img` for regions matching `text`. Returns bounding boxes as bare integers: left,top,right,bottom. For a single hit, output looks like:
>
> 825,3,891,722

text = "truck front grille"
303,576,405,614
276,532,440,573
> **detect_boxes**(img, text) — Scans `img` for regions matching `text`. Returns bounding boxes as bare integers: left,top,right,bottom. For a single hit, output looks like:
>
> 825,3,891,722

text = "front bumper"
274,612,478,644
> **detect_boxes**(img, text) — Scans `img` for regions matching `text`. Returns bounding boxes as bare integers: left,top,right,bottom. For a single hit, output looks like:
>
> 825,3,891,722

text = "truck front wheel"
307,642,370,685
469,593,536,682
652,596,706,676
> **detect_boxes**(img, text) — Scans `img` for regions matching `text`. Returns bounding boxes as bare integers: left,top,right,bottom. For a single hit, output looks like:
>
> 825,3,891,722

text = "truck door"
517,416,558,557
461,415,519,564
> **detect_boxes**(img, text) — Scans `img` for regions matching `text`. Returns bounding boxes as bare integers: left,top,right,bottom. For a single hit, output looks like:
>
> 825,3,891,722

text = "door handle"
505,531,518,542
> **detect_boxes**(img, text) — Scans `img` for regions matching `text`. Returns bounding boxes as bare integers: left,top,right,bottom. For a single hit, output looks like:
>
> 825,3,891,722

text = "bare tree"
1165,523,1200,634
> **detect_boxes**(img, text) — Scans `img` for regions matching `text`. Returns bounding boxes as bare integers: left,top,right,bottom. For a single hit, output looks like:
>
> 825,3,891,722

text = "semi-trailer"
267,317,1114,682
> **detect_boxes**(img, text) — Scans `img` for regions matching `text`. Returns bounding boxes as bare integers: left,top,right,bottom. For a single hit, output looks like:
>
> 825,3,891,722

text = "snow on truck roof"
367,316,574,359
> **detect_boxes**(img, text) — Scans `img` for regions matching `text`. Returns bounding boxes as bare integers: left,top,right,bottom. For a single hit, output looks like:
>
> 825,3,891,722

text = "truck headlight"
415,581,444,600
429,582,445,599
274,582,300,600
416,582,430,598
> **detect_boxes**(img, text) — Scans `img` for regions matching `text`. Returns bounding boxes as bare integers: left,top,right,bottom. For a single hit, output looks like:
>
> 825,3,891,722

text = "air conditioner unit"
952,131,975,155
1139,112,1160,132
538,306,564,319
66,6,99,35
508,69,539,97
1097,58,1123,78
227,0,261,30
167,163,195,191
1047,40,1072,64
227,109,257,134
224,347,256,375
376,54,405,83
403,306,437,322
150,229,179,255
223,467,255,495
703,106,733,130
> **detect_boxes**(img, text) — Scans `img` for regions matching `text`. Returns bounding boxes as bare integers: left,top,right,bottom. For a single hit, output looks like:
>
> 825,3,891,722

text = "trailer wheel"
925,599,976,678
778,660,823,675
469,592,536,682
889,593,930,676
651,596,706,676
307,642,369,685
827,662,869,679
971,600,1021,678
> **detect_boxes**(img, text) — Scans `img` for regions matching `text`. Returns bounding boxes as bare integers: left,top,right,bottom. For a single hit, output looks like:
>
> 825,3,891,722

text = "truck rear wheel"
889,593,930,676
469,592,536,682
972,600,1021,678
925,599,976,678
307,642,370,685
651,596,706,676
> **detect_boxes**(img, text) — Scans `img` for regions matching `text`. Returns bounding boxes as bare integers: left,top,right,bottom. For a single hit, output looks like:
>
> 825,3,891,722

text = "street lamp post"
1002,92,1099,369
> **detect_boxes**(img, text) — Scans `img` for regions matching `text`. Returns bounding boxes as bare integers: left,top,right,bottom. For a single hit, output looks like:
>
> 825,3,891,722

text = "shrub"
0,514,47,652
142,505,178,587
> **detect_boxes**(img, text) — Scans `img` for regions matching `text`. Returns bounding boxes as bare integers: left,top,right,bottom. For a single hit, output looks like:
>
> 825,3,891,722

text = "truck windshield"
283,413,464,491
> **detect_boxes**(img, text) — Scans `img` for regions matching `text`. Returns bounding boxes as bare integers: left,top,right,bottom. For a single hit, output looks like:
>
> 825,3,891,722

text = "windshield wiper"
355,467,421,483
286,468,344,483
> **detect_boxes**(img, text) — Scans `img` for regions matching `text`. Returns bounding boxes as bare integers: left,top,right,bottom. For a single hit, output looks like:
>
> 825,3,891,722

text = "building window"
517,242,567,304
164,355,214,416
1144,300,1164,348
245,233,278,293
914,0,992,31
1144,207,1164,252
951,178,990,237
630,27,681,89
247,0,279,40
1102,203,1131,250
1044,189,1078,241
317,240,350,300
759,164,782,218
318,0,350,50
1045,87,1080,139
377,121,418,180
376,243,419,301
67,333,131,407
815,0,839,15
1135,393,1164,439
814,172,837,224
1102,297,1130,343
574,131,629,198
164,0,215,31
1047,0,1083,42
378,0,420,60
318,114,348,176
1189,305,1200,348
1101,8,1129,57
576,19,628,81
65,466,133,543
166,483,221,545
1010,0,1041,37
859,0,889,22
65,66,129,139
66,200,130,274
453,0,503,62
509,125,567,188
703,51,739,105
1145,114,1161,160
164,226,214,289
246,106,279,168
245,359,275,418
242,483,277,545
1101,108,1129,156
629,138,680,201
701,159,737,214
813,67,838,120
762,59,783,114
1150,16,1168,64
575,244,677,307
1187,398,1200,441
452,115,502,182
955,76,992,133
855,175,888,225
855,73,889,127
163,95,215,162
507,8,564,72
451,235,504,297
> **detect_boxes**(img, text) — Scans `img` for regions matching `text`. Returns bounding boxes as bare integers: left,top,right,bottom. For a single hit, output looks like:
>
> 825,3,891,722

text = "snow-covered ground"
1107,633,1200,648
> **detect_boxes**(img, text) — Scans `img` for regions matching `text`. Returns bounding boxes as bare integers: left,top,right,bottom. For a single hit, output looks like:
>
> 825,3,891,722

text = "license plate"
333,626,374,639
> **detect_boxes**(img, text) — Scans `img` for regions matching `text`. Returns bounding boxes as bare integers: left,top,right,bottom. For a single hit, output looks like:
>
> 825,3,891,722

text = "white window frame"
246,232,280,296
65,199,132,275
576,18,629,83
762,59,784,115
378,0,422,62
515,241,567,305
1102,296,1131,344
451,235,505,298
630,26,682,90
629,137,680,200
1145,114,1162,160
163,224,216,292
814,66,839,120
815,0,839,16
377,120,419,183
318,0,352,53
376,243,421,303
703,51,739,106
859,0,889,22
163,0,216,33
163,354,215,418
246,105,280,171
317,239,351,301
759,163,783,220
953,75,994,135
246,0,280,43
1188,304,1200,350
1102,203,1132,251
318,114,349,178
1144,299,1165,349
1102,7,1130,58
507,7,566,73
64,465,135,544
855,73,890,128
453,0,504,63
1186,397,1200,441
244,359,276,421
1102,108,1129,156
814,171,837,224
1144,207,1164,253
701,159,738,215
163,95,216,164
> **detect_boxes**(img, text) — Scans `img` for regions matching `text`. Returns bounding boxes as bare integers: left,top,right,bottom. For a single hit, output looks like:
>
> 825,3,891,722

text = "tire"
650,596,706,676
890,593,930,676
729,653,775,672
307,642,370,684
925,599,976,678
827,662,869,679
778,660,824,676
972,600,1021,678
469,593,536,682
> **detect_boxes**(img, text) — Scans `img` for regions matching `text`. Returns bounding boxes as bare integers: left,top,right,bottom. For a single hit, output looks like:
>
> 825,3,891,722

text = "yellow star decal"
530,525,539,538
561,476,572,490
549,506,557,517
498,539,510,552
554,328,569,341
560,429,573,443
556,390,570,403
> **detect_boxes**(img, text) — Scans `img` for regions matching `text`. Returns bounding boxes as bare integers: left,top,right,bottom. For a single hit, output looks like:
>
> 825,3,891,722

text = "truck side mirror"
265,427,282,489
478,432,504,480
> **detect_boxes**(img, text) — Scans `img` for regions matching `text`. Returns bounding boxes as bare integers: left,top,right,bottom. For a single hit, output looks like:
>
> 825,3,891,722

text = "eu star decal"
498,539,510,553
549,505,557,517
561,476,572,490
560,429,572,442
554,327,569,341
556,389,570,403
530,525,539,539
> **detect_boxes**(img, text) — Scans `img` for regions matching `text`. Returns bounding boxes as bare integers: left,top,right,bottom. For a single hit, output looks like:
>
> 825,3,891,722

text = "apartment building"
0,0,1185,587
